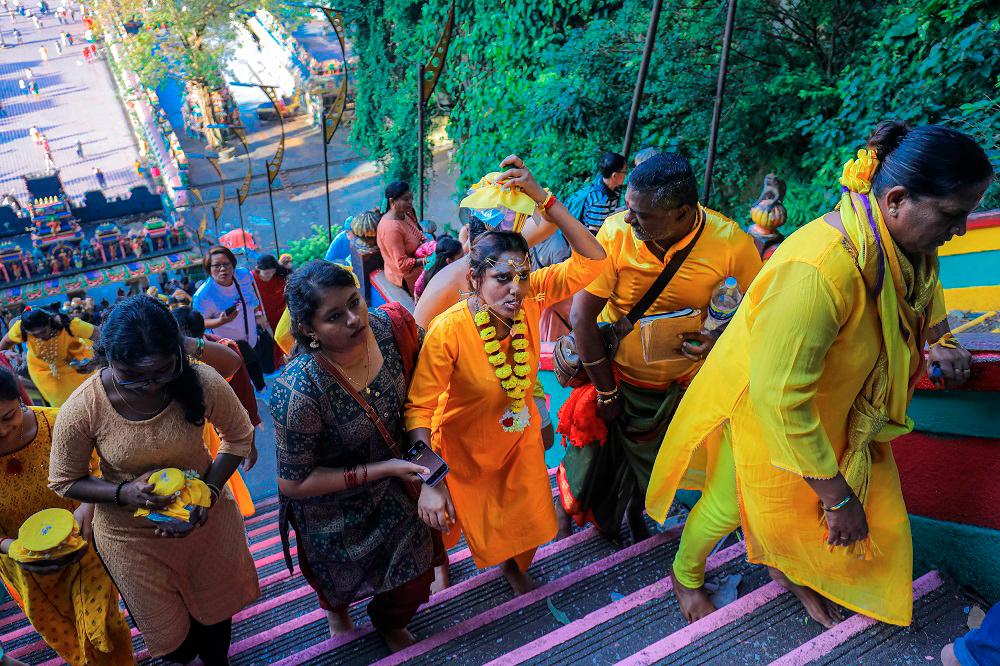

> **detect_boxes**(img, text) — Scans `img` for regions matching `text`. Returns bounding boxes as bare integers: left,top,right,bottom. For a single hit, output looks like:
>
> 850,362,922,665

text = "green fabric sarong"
559,381,681,536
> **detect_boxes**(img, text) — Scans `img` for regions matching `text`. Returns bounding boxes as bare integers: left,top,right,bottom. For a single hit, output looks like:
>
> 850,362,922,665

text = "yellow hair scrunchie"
840,148,880,194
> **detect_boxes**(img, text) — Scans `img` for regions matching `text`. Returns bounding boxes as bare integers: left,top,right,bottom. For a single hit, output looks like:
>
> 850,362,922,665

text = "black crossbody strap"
232,275,250,338
623,208,706,326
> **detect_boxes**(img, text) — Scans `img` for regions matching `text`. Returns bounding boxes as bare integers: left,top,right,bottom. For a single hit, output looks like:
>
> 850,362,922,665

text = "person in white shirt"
192,246,272,390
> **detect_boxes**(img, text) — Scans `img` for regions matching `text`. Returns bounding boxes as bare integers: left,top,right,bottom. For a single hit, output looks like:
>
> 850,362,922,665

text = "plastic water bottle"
703,277,742,333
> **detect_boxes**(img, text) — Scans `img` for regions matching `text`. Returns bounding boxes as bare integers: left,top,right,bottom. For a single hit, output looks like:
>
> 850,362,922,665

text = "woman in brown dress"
49,296,259,665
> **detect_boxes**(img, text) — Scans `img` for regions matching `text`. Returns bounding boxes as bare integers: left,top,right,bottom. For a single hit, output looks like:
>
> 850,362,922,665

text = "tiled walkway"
0,6,143,207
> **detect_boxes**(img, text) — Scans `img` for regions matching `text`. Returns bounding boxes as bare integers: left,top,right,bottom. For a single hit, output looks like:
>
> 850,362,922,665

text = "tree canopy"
342,0,999,230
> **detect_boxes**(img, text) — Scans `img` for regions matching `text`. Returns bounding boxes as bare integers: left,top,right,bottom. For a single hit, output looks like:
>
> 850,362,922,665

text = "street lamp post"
621,0,664,164
188,152,225,241
702,0,738,205
207,122,256,259
229,81,284,256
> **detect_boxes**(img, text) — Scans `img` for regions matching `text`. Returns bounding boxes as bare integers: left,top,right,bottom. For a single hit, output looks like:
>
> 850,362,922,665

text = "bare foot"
670,569,717,622
379,627,417,653
326,607,355,636
430,563,451,595
768,567,844,628
555,501,573,540
500,558,538,595
941,643,960,666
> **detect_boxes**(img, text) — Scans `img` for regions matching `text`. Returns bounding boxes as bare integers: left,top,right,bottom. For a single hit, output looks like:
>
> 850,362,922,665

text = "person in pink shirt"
376,181,425,295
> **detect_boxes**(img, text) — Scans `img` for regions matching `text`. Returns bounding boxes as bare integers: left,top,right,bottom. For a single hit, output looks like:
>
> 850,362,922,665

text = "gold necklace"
322,333,372,396
32,333,62,378
110,372,168,416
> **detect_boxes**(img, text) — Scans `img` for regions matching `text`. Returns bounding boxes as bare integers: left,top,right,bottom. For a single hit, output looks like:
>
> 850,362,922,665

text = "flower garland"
475,308,532,432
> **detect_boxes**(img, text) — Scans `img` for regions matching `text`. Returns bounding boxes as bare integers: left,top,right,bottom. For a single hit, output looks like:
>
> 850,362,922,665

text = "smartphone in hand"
403,442,449,487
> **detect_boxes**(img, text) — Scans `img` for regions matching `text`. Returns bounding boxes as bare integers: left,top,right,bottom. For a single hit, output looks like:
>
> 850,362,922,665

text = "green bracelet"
823,495,853,512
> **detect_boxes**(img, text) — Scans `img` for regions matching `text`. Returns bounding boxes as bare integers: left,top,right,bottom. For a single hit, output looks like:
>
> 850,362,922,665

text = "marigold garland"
476,307,531,432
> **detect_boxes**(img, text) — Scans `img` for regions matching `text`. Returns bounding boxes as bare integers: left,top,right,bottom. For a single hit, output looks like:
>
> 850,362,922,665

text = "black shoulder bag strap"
232,275,251,339
620,208,706,331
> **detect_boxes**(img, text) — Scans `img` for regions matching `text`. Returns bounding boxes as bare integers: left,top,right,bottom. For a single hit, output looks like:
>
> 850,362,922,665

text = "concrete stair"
0,472,976,665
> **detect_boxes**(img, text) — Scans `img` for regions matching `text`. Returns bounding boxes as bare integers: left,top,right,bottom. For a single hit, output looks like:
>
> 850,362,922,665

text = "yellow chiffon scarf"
836,150,939,558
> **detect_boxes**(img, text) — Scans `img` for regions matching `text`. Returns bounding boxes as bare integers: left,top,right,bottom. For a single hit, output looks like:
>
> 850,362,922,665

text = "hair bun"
867,120,910,160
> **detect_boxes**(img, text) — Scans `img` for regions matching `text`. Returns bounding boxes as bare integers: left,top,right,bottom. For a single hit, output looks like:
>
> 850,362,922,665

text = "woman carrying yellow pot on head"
646,122,992,629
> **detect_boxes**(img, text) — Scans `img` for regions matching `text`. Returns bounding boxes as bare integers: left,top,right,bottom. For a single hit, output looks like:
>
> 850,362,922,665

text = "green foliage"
345,0,999,229
102,0,307,93
285,225,336,267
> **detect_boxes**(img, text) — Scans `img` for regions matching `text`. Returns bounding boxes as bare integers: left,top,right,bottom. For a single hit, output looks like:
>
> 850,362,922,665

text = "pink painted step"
768,570,945,666
486,541,748,666
246,525,603,665
371,530,677,666
615,580,785,665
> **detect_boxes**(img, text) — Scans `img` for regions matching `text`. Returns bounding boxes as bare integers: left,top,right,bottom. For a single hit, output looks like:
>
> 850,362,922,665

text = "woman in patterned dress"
271,260,437,653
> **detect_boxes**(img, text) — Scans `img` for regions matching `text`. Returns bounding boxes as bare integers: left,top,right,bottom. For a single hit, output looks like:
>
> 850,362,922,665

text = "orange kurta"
204,424,255,517
406,251,606,568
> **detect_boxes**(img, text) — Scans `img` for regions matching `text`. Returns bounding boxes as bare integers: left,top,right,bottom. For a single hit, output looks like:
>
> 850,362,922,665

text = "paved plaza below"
0,6,145,207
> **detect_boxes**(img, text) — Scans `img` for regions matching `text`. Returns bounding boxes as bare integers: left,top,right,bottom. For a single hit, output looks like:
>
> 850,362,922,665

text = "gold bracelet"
581,357,609,368
595,386,619,397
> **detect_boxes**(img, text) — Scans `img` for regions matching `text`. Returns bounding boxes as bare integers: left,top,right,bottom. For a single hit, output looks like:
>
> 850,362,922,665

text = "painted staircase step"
615,581,785,666
772,570,966,666
364,528,685,666
642,575,830,664
229,523,627,665
516,550,768,666
2,502,484,663
487,541,749,666
5,474,568,663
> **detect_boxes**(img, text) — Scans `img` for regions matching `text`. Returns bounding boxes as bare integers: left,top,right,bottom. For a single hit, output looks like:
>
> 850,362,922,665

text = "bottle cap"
724,277,737,288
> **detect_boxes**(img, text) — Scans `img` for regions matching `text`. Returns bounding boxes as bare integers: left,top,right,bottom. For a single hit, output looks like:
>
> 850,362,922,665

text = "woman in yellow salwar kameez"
0,368,134,665
646,122,992,628
0,310,98,407
406,155,607,594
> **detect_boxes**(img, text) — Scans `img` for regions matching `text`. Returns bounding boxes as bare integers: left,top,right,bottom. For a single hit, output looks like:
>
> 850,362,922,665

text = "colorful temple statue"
0,244,31,283
747,174,787,260
143,217,170,252
28,196,84,268
94,224,126,262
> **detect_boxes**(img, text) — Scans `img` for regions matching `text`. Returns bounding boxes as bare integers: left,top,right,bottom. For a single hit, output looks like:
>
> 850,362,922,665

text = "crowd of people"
3,0,121,195
0,121,995,666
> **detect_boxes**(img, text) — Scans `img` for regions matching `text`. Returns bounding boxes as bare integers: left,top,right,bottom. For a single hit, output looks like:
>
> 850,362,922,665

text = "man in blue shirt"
579,152,627,234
